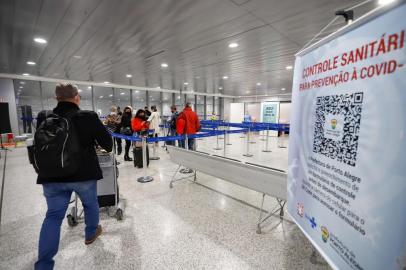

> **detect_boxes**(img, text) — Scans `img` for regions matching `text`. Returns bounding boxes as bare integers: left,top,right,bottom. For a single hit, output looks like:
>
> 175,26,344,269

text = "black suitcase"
133,146,149,168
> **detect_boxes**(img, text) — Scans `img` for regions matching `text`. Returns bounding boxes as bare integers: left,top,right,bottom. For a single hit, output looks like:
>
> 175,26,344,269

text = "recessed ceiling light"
120,92,125,95
78,89,83,93
286,65,293,70
104,81,110,84
99,96,104,98
184,82,188,85
135,90,139,93
256,82,261,86
218,87,223,90
223,76,228,79
195,76,200,79
177,96,181,99
281,88,286,91
378,0,395,5
109,94,113,97
246,91,250,94
161,63,168,68
34,37,47,44
228,42,239,48
27,61,36,65
22,73,29,76
126,74,132,78
73,55,82,59
20,82,25,84
87,86,92,89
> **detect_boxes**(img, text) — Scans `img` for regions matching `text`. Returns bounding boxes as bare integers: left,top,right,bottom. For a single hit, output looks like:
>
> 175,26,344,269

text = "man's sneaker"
85,225,102,245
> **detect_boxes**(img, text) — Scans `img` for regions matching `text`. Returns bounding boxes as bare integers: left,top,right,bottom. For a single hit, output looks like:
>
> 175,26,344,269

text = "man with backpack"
166,105,179,146
33,83,112,270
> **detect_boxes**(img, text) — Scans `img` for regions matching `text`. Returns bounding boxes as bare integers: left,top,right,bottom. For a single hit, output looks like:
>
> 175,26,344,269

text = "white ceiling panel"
0,0,379,97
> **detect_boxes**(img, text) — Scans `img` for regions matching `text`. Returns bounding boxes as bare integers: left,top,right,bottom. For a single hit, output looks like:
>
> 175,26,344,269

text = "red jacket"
131,117,149,132
176,107,201,135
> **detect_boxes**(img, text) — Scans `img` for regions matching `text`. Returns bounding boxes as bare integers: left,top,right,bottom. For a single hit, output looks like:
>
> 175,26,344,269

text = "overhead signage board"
287,2,406,270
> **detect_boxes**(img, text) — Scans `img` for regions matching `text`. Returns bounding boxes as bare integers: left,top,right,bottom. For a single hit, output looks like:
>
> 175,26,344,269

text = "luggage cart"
66,151,124,226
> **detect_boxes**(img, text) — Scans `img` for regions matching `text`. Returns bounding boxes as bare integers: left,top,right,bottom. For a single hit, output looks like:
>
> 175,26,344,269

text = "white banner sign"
288,3,406,270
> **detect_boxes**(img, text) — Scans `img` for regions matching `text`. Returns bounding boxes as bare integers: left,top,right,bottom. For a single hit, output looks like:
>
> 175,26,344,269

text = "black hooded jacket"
36,101,112,184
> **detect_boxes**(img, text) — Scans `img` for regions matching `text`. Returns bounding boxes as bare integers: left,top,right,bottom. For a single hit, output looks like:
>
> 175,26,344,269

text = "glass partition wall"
10,79,229,134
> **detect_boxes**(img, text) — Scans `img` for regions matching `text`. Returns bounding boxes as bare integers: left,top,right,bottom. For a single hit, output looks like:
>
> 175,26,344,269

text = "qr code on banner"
313,93,363,166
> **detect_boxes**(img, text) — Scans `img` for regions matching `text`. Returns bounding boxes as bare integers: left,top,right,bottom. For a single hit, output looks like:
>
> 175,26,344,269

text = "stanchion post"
150,132,160,160
226,124,232,145
219,124,224,140
249,125,256,144
278,126,287,148
243,128,253,157
213,127,222,150
137,137,153,183
262,125,272,153
223,129,227,156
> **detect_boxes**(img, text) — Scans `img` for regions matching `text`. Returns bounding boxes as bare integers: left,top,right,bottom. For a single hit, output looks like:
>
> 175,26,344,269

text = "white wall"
279,102,291,123
223,98,231,121
224,96,291,123
229,103,244,123
0,79,18,134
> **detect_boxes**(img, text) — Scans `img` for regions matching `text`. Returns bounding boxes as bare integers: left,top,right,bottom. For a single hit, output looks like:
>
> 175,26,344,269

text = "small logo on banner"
331,119,337,129
297,203,304,217
321,226,329,243
305,214,317,229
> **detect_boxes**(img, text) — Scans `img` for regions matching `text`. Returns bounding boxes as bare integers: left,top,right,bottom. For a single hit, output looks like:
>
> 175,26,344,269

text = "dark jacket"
36,101,113,184
121,111,132,130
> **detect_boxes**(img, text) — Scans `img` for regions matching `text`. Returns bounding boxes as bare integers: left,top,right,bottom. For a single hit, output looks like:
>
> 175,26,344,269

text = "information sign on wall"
261,102,279,123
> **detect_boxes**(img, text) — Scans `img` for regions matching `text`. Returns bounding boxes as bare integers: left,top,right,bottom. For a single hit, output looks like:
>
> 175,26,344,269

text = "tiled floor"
0,134,331,270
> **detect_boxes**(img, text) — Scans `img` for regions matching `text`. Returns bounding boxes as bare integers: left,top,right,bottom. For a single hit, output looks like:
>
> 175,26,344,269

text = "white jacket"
148,111,160,134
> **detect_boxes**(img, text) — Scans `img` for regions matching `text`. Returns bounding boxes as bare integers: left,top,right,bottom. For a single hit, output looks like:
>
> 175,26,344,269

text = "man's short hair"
185,102,191,108
151,105,156,110
171,105,177,110
55,83,78,100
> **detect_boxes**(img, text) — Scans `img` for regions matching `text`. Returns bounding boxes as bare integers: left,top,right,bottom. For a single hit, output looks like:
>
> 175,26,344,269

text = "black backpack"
170,112,179,129
33,110,81,178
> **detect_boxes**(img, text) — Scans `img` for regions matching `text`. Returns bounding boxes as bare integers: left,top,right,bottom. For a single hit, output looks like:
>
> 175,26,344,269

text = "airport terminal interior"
1,0,405,269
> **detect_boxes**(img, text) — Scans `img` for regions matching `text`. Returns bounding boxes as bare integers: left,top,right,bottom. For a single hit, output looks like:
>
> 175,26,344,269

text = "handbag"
120,126,132,135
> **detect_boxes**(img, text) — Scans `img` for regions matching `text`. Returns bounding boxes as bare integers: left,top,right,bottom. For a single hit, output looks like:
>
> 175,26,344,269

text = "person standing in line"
147,105,160,143
176,102,200,150
105,106,122,155
166,105,179,146
120,106,133,161
131,109,150,168
34,83,112,270
144,106,151,117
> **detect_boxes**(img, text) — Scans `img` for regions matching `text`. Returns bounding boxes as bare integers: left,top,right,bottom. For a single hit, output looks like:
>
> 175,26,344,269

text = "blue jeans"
35,180,99,270
179,137,195,150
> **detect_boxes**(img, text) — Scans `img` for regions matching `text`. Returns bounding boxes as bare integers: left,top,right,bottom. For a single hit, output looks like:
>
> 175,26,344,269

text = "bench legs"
169,165,198,188
256,193,286,234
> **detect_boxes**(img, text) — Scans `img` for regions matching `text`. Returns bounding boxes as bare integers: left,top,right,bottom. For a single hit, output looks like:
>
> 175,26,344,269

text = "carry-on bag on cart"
66,151,124,226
